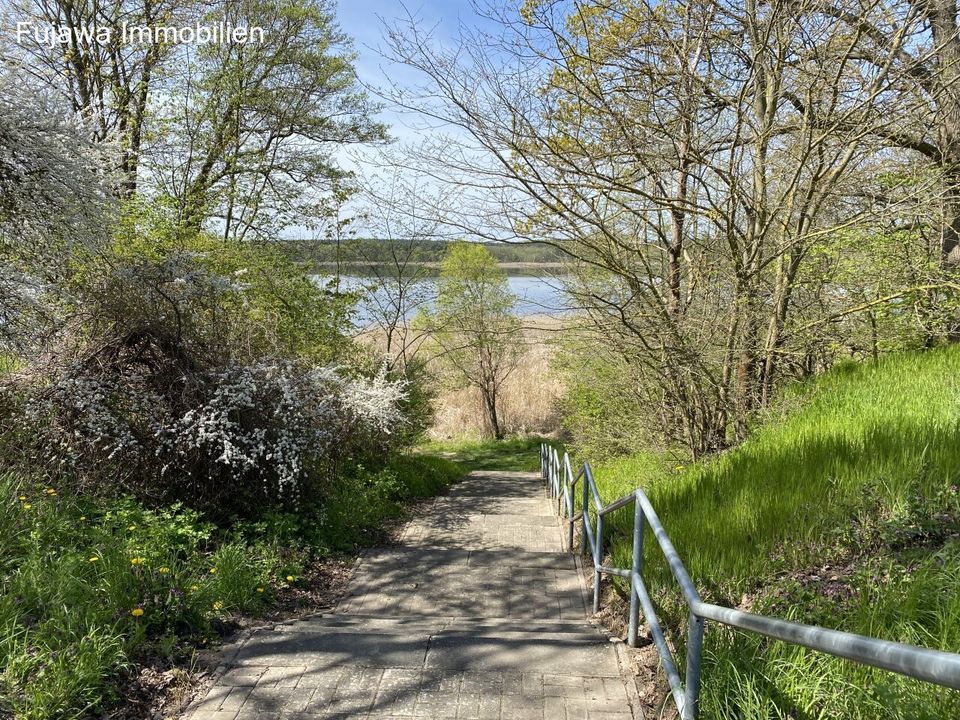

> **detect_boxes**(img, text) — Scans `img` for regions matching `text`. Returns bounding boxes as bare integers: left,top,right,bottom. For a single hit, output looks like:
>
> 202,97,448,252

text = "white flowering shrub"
7,358,407,515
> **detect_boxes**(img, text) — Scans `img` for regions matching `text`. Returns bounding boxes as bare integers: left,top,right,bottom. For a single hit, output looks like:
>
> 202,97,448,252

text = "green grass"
0,452,462,719
418,436,550,472
578,347,960,718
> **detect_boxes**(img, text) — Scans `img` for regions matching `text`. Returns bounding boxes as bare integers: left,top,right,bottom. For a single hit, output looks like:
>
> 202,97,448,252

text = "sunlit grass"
577,346,960,717
419,435,551,472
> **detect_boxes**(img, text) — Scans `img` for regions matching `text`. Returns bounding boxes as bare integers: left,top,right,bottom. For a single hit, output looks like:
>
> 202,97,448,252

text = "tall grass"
583,347,960,717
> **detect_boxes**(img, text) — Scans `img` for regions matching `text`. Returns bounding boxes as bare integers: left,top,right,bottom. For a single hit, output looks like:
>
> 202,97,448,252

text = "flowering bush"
8,358,406,516
0,208,416,516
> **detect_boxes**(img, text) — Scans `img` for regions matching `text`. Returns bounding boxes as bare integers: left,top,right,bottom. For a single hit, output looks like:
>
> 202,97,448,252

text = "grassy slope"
587,347,960,718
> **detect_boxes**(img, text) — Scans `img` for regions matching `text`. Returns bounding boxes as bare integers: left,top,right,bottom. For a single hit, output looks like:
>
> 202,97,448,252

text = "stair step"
267,614,606,640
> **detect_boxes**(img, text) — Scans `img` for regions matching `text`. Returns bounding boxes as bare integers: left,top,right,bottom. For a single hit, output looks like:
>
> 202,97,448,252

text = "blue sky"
336,0,488,141
327,0,501,237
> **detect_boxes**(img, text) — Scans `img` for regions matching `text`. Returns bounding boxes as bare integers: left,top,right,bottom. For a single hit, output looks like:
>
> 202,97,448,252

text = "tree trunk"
481,386,502,440
927,0,960,269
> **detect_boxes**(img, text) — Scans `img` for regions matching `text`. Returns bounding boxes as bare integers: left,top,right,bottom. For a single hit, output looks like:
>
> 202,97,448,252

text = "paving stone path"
187,470,638,720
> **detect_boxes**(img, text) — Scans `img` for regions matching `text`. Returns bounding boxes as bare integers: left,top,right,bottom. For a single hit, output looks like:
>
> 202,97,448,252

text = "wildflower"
286,575,294,582
45,488,56,496
18,495,26,501
131,608,144,617
158,567,170,574
256,587,264,593
209,568,217,574
89,556,100,562
130,557,145,566
22,503,31,509
189,585,199,592
79,516,86,521
127,525,136,531
212,600,223,611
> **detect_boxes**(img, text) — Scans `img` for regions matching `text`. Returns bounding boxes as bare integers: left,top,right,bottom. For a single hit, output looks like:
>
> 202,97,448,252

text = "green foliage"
557,347,657,461
0,475,285,719
580,347,960,717
317,454,463,551
78,200,356,364
425,242,523,439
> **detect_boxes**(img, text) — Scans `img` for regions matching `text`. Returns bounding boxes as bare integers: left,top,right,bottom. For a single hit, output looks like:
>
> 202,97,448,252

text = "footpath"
187,469,638,719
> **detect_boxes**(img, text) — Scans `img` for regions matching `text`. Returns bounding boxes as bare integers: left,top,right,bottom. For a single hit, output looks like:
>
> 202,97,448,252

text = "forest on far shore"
281,238,567,268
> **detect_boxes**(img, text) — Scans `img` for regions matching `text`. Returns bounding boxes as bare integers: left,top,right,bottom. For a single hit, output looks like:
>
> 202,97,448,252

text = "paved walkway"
187,470,637,720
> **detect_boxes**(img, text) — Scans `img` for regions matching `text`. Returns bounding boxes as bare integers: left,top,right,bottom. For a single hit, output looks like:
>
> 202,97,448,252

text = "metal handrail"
540,443,960,719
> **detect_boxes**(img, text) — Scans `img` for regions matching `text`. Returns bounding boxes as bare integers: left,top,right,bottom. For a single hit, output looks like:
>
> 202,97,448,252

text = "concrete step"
232,616,621,677
273,614,606,639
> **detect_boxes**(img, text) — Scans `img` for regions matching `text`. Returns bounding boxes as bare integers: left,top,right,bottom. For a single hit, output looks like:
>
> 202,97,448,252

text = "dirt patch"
262,555,355,621
105,662,202,720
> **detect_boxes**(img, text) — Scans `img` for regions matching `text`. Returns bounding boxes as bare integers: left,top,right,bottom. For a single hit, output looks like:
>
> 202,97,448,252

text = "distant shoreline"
313,261,566,272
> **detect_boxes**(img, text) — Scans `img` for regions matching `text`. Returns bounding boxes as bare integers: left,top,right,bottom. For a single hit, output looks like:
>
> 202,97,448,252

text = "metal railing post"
581,467,590,557
552,449,559,498
593,513,604,613
549,449,555,497
566,469,575,550
682,613,705,720
628,496,644,648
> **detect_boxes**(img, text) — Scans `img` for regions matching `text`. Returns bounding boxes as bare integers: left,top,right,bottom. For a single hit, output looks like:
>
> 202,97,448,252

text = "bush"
0,207,414,517
5,360,406,517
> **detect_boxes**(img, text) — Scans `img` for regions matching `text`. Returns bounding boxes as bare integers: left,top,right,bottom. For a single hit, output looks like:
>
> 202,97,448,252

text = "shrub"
4,360,407,517
0,206,412,517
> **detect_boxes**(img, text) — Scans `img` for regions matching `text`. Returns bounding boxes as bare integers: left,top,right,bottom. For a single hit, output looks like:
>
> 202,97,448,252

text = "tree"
153,0,386,239
383,0,911,455
7,0,385,238
352,165,450,371
428,242,521,440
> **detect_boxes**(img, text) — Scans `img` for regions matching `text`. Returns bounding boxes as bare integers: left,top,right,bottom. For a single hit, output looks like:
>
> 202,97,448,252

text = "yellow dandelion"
45,488,56,496
212,600,223,611
131,608,144,617
209,568,217,574
79,516,86,521
22,503,31,509
130,557,145,566
127,525,136,531
18,495,26,501
89,556,100,562
189,585,199,592
286,575,294,582
158,567,170,574
256,587,264,593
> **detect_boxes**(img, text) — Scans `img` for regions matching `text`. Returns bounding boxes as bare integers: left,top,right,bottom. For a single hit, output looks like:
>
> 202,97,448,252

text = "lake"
314,273,571,326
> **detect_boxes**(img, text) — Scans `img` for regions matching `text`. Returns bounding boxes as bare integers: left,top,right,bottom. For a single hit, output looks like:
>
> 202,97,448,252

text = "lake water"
315,274,571,326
